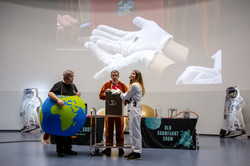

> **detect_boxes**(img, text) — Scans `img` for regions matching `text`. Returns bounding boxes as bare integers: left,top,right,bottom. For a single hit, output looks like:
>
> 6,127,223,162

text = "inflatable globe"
40,95,87,136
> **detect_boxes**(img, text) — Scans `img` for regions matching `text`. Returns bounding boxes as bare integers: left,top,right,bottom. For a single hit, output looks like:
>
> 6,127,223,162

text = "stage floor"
0,131,249,166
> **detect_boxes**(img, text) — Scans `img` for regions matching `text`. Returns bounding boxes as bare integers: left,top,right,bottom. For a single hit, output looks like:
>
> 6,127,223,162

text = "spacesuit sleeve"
120,84,138,100
238,96,246,109
34,97,41,107
224,99,230,116
21,99,27,112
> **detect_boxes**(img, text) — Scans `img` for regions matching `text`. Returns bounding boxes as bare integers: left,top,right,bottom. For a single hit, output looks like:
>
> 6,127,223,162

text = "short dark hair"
111,70,119,75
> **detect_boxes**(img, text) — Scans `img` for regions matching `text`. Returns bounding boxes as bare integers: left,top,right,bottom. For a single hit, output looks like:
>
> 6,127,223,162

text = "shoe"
57,152,65,157
35,124,41,129
127,153,141,160
124,152,134,158
21,126,36,132
227,131,242,138
241,130,246,135
227,132,235,138
64,150,78,155
220,129,227,138
225,131,232,136
225,131,235,138
118,148,124,156
102,148,111,156
21,126,27,131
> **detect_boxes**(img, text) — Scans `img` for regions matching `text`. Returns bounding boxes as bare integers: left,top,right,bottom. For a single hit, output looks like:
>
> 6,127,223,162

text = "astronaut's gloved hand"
85,42,156,79
89,16,173,56
85,42,123,66
176,66,222,85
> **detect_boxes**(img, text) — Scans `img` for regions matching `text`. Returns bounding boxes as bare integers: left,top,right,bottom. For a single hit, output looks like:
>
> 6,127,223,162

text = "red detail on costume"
112,84,121,90
99,80,128,100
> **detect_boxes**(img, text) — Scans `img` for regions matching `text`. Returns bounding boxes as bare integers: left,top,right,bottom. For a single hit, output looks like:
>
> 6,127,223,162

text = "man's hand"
76,91,81,97
57,15,80,44
57,99,65,107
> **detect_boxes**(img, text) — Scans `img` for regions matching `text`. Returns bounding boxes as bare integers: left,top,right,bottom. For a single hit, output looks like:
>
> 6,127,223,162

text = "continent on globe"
40,95,87,136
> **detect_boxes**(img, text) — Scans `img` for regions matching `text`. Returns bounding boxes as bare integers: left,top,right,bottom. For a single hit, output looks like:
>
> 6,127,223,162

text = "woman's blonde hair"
129,70,145,96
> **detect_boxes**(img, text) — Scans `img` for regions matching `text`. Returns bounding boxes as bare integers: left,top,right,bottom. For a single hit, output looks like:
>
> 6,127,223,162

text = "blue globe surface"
40,95,86,136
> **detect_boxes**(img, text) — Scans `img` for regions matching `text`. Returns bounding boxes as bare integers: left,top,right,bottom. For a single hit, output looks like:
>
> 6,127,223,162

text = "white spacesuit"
20,88,42,132
224,86,246,137
120,83,142,154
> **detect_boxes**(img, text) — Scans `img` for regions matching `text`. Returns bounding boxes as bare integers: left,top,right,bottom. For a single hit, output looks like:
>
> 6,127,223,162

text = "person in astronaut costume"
224,86,246,137
20,88,42,132
112,70,145,160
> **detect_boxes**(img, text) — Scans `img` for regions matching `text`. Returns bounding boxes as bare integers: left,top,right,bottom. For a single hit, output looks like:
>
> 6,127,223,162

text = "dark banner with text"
141,118,198,150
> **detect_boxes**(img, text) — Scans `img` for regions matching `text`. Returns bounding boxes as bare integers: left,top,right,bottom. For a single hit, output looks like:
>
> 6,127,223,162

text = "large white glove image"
85,42,156,79
89,16,173,56
176,50,222,84
176,66,222,84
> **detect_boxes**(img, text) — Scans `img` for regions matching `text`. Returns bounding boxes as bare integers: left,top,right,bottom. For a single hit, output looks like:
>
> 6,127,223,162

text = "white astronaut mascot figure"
224,86,246,138
20,88,42,132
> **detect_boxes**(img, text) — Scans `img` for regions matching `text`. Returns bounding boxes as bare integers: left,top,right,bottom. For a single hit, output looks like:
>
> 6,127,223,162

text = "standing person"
224,86,246,137
118,70,145,160
99,70,128,156
48,70,81,157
